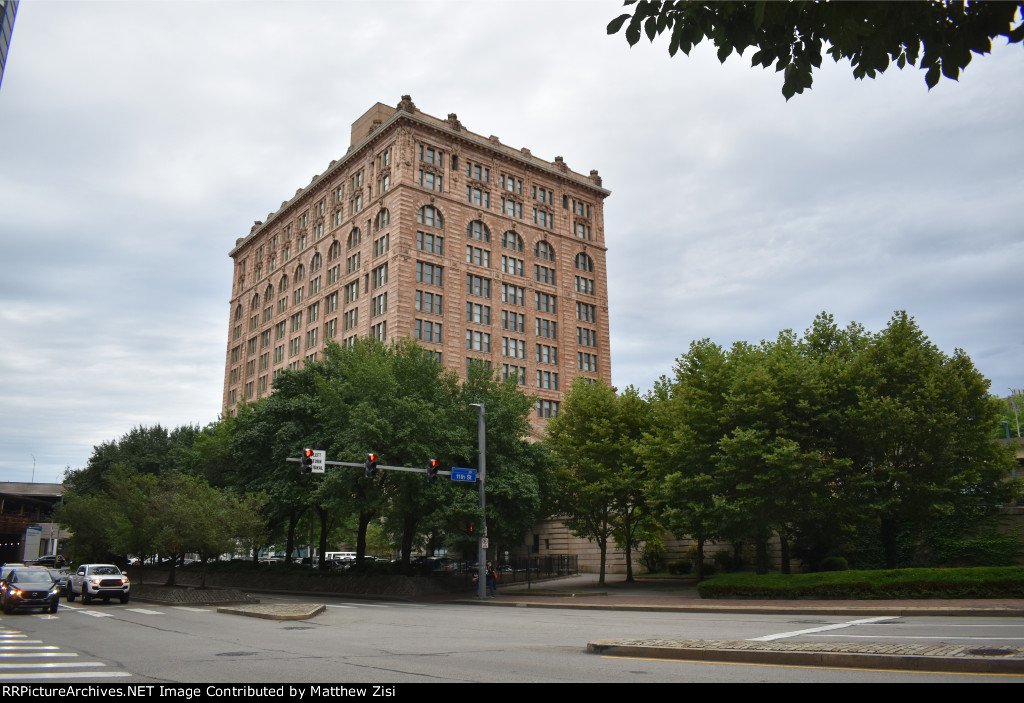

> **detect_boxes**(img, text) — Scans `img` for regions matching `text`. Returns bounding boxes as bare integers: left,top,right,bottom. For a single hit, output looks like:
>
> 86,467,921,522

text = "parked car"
67,564,130,604
45,568,73,597
0,568,60,614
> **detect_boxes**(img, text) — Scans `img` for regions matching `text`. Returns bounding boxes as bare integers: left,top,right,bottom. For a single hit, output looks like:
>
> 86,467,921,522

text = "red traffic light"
304,448,314,458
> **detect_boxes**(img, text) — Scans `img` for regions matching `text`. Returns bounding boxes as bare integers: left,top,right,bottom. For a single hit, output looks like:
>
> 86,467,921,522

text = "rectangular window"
466,274,491,298
371,320,386,341
275,321,286,340
415,319,442,344
326,292,339,314
325,318,338,340
578,352,599,372
502,337,526,359
577,302,596,323
372,263,388,289
501,255,523,276
417,261,443,286
328,264,340,284
345,281,359,304
274,344,285,364
502,364,527,385
575,275,595,294
536,317,557,339
374,234,389,258
466,245,490,268
502,284,525,306
534,265,555,285
501,198,523,219
419,145,443,167
537,400,559,419
577,327,598,347
466,186,490,208
372,292,387,317
309,276,321,295
536,344,558,365
536,370,559,390
502,310,525,332
305,327,319,349
419,170,443,192
290,311,303,332
416,290,444,315
417,231,444,255
466,302,491,325
465,330,491,352
535,292,557,314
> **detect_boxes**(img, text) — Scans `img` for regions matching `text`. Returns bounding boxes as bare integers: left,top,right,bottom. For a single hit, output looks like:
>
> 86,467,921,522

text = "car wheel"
119,595,129,604
2,601,13,615
81,587,91,604
66,587,76,602
49,604,58,614
101,596,109,603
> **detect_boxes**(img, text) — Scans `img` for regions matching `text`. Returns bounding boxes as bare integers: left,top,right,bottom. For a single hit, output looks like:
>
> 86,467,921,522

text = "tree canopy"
608,1,1024,99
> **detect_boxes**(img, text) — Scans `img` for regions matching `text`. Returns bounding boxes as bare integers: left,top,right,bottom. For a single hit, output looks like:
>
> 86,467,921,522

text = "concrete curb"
215,603,326,621
586,638,1024,674
456,598,1024,617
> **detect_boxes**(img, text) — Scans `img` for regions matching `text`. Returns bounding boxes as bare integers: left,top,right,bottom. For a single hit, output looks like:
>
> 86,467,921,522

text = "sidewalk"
459,573,1024,674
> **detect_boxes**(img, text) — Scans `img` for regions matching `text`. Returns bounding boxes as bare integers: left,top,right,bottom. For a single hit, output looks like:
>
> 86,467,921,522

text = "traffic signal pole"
470,402,486,599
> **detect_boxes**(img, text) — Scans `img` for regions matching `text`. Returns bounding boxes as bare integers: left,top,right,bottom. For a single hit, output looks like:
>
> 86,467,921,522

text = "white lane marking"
0,670,132,679
125,608,163,615
0,662,107,669
0,652,79,658
175,607,210,612
76,610,114,618
748,616,899,641
0,646,58,651
819,634,1024,641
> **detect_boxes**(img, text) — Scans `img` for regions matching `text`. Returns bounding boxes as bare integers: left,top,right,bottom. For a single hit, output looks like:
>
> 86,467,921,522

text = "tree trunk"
285,507,305,565
695,538,705,581
356,511,372,567
755,538,769,574
779,530,791,575
399,515,417,575
880,515,899,569
316,507,329,572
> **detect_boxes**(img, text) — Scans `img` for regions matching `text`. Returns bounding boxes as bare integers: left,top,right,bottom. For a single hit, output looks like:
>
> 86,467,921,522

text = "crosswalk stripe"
125,608,163,615
0,670,132,680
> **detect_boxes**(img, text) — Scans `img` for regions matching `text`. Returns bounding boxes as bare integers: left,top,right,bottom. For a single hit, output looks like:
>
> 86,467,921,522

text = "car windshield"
90,566,121,575
13,571,53,584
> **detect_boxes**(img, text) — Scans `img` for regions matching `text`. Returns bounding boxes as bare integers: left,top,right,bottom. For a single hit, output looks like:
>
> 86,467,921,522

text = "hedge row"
696,566,1024,599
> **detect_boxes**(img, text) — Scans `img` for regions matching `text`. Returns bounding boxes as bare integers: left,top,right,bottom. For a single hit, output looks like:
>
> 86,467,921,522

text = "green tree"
547,379,651,584
842,312,1018,568
645,339,732,580
608,1,1024,99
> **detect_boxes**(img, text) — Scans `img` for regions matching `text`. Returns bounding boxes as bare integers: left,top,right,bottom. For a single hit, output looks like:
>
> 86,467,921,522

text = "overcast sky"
1,1,1021,483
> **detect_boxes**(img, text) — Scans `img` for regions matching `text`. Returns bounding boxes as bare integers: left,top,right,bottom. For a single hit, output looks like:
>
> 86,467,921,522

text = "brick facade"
223,96,611,428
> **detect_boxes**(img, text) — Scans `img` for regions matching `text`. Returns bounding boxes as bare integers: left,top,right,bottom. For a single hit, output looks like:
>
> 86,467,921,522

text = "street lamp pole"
470,402,486,599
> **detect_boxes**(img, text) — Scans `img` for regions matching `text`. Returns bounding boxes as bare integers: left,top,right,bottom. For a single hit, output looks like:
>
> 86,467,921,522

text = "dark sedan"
0,568,60,614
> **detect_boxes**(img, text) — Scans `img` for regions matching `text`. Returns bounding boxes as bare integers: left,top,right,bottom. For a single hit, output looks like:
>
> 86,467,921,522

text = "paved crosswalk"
0,626,131,680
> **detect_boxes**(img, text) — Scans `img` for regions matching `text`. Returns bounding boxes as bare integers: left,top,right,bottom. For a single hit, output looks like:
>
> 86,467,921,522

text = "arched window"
502,231,523,252
295,264,305,283
234,304,243,320
467,220,490,243
574,252,594,272
265,284,274,300
534,240,554,262
375,208,390,231
251,293,260,309
280,274,289,290
417,205,444,229
329,240,341,261
310,253,322,272
348,228,362,249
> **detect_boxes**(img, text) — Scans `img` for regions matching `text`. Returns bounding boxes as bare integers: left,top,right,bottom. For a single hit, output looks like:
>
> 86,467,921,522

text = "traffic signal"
427,458,440,483
301,448,314,474
364,452,378,478
467,522,475,537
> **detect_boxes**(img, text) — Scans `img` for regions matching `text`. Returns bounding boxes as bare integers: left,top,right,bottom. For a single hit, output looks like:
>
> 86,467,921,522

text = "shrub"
820,556,849,572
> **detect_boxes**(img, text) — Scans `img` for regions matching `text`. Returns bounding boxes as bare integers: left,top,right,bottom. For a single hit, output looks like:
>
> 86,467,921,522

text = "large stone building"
223,96,611,424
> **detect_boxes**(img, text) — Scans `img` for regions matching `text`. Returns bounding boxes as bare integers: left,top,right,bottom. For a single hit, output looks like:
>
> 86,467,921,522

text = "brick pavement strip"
586,638,1024,674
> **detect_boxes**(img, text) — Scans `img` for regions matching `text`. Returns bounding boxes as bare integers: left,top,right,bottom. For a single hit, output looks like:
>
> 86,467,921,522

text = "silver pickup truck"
67,564,130,604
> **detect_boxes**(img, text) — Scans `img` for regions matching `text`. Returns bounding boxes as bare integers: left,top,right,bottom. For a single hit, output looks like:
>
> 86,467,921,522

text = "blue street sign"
451,467,478,482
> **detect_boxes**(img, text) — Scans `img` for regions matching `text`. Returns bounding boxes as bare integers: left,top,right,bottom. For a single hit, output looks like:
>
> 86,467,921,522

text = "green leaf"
625,20,642,46
644,16,658,42
607,14,631,35
925,64,941,89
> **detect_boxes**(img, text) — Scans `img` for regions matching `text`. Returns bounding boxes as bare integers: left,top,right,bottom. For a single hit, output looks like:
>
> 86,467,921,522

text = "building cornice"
231,101,610,258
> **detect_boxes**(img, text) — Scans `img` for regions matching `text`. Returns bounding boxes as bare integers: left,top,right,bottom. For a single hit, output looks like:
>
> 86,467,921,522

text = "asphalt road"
1,595,1022,683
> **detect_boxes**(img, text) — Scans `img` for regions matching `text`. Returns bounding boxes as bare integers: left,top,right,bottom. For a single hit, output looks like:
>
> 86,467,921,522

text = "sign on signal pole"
311,450,326,473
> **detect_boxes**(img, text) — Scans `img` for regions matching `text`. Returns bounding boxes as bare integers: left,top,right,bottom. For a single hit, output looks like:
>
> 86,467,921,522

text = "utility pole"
470,403,487,599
